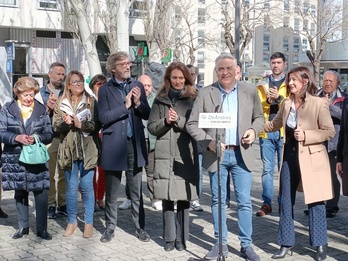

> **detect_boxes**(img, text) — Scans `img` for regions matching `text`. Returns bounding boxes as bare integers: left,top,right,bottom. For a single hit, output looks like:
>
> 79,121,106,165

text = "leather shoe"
0,207,8,218
164,241,175,251
37,230,52,240
315,245,327,261
100,228,114,243
12,227,29,239
175,240,186,251
135,229,150,242
271,246,293,259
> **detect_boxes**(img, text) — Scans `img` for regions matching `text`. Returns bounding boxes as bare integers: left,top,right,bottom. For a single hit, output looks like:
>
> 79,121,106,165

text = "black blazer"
97,78,150,171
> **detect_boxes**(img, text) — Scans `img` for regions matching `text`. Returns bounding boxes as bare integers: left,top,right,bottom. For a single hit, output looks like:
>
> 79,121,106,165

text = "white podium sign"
198,113,235,129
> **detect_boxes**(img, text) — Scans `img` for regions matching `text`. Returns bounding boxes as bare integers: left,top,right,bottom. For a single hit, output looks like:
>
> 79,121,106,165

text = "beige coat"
264,95,335,204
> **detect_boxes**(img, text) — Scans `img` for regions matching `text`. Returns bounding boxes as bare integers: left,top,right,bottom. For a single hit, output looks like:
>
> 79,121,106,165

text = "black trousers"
278,144,327,247
326,151,340,210
162,200,190,242
14,189,48,232
104,139,145,230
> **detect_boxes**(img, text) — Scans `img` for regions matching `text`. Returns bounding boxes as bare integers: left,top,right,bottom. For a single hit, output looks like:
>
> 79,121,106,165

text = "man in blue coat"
98,51,151,243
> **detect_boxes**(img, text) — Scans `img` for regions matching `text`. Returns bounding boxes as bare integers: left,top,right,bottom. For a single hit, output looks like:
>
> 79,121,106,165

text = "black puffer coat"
0,99,53,191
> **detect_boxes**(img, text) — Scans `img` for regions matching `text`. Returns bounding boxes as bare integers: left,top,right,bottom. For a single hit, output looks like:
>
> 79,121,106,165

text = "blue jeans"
259,131,283,207
65,160,95,224
209,149,253,247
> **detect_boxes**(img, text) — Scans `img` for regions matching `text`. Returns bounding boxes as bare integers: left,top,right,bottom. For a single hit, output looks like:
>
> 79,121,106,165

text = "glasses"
71,80,84,86
116,61,132,68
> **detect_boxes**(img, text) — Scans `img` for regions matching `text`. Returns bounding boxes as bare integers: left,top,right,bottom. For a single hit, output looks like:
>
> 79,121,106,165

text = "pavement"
1,142,348,261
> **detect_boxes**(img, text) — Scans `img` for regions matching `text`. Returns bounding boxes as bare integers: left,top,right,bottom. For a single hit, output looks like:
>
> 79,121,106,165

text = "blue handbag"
19,134,50,164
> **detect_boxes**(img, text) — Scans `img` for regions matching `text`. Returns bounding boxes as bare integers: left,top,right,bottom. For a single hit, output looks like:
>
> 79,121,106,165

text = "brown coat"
264,95,335,204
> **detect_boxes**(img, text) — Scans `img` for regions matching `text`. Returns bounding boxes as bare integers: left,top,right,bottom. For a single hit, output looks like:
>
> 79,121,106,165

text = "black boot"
271,246,293,259
315,245,327,261
12,228,29,239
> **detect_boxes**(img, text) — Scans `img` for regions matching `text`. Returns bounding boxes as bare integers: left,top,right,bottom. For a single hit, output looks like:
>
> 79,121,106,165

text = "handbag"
19,134,50,164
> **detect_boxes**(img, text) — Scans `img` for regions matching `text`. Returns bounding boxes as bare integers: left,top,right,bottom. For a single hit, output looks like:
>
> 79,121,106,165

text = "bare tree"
292,0,345,84
62,0,102,76
142,0,182,63
210,0,283,57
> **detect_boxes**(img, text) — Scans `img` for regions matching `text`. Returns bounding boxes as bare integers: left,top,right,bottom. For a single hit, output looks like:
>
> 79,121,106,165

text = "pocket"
308,144,327,172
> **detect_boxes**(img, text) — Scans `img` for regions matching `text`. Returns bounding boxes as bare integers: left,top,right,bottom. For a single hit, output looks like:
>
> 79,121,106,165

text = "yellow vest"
257,78,288,138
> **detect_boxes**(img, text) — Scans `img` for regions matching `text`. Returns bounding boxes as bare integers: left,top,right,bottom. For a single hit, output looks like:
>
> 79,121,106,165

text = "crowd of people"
0,50,347,261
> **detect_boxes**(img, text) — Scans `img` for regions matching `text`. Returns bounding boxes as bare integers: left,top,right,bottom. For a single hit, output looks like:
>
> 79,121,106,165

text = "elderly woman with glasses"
0,77,53,240
53,70,100,238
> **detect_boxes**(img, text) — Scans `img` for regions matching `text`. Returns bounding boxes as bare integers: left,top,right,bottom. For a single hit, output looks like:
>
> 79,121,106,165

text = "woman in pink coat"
264,66,335,261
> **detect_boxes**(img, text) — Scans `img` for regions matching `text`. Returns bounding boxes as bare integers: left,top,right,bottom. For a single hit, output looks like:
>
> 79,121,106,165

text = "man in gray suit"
186,54,264,261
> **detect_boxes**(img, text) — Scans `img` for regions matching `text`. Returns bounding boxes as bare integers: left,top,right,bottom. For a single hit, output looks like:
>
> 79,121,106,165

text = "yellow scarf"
18,100,34,125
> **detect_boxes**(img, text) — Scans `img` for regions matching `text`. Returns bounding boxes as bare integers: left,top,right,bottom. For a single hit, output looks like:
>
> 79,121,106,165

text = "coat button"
122,132,125,135
122,120,125,123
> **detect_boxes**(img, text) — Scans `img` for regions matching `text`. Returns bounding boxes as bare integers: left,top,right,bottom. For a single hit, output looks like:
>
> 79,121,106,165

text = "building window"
264,0,270,10
175,30,181,44
0,0,17,6
310,4,316,15
263,35,270,51
303,20,308,31
302,38,308,51
263,54,269,62
284,0,289,11
39,0,59,10
294,0,300,14
197,51,205,69
303,1,309,13
283,16,289,27
198,0,205,4
283,38,289,52
294,18,300,31
130,1,148,18
311,22,315,36
198,30,205,47
198,8,205,24
174,5,181,20
294,37,300,53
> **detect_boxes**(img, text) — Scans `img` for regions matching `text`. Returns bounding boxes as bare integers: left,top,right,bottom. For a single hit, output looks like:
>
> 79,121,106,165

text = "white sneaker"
119,198,131,210
152,200,162,211
191,200,203,211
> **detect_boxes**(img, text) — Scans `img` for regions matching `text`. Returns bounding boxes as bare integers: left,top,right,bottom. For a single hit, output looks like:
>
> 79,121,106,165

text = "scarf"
18,100,34,125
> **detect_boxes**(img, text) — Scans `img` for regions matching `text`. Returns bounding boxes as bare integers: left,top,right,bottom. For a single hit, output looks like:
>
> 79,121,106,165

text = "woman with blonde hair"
53,70,100,238
0,77,53,239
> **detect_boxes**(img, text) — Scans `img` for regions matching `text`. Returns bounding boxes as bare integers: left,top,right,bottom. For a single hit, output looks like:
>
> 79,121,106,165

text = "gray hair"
215,53,237,67
106,51,129,73
49,62,65,72
323,70,340,82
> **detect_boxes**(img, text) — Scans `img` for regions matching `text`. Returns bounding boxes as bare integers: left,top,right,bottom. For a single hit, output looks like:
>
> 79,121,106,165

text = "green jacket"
53,94,100,171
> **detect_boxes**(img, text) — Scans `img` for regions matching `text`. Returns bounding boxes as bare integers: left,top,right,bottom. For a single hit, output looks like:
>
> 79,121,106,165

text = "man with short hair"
187,64,203,89
187,54,263,261
311,70,346,217
98,52,151,243
37,62,67,219
256,52,287,217
119,74,161,211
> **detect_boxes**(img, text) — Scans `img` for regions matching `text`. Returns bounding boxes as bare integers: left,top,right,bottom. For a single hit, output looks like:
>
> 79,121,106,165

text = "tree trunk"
71,1,102,76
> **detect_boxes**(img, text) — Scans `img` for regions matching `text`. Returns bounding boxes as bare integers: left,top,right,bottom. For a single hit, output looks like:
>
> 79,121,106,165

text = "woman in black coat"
0,77,53,240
